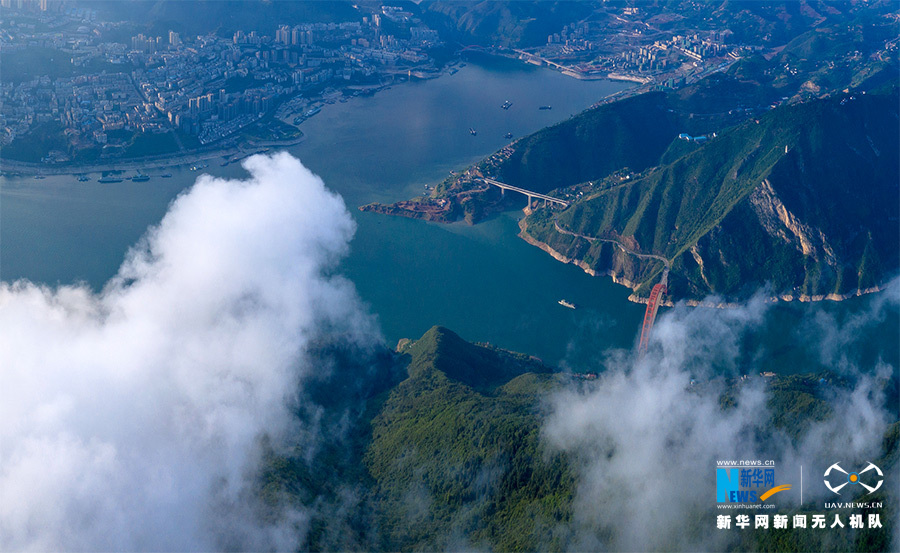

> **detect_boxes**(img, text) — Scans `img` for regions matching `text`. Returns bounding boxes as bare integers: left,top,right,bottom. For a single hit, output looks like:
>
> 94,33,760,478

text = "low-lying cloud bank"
544,284,899,551
0,153,379,551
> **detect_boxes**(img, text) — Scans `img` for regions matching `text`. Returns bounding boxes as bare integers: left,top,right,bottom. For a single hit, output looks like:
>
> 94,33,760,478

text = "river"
1,57,896,372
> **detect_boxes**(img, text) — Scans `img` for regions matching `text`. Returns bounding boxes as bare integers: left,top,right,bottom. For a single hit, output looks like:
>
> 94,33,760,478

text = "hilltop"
257,325,898,551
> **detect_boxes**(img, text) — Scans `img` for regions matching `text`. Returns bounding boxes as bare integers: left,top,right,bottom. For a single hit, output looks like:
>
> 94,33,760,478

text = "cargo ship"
98,176,123,183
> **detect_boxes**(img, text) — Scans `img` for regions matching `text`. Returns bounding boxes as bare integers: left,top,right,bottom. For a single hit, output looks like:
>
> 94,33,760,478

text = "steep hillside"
366,326,573,551
420,1,593,48
494,92,685,195
522,90,899,300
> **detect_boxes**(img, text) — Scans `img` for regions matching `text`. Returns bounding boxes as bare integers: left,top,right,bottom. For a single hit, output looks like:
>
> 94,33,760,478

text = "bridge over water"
638,269,668,357
481,178,570,209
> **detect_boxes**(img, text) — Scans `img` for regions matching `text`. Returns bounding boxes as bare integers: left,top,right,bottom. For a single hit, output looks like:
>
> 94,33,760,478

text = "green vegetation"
122,131,182,158
258,326,898,551
239,117,303,143
0,46,122,83
422,1,594,47
0,122,68,162
496,92,687,194
258,326,576,551
519,88,898,300
367,327,573,551
223,75,273,94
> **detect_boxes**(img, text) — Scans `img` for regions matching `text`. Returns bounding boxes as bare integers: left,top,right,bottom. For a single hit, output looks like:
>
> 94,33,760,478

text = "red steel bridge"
638,268,668,357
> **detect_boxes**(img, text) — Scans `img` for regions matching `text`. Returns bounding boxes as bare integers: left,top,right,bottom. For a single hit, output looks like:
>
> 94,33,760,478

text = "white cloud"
0,153,378,551
543,285,898,551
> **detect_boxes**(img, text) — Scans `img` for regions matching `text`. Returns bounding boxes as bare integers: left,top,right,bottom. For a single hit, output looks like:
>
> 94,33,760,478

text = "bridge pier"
481,178,570,211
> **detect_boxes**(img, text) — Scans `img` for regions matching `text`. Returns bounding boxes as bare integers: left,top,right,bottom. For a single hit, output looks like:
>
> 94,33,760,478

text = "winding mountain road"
553,218,671,269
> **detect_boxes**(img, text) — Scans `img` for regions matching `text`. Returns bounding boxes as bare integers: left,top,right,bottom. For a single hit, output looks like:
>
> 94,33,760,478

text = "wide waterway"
2,57,897,372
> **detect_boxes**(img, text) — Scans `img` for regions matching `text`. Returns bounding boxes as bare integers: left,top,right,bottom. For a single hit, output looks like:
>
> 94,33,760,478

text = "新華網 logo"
716,464,791,503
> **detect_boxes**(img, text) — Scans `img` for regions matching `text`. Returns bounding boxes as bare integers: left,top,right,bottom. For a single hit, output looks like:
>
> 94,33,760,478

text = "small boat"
449,68,458,75
558,299,576,309
504,132,513,139
33,174,46,179
539,105,552,110
131,173,150,182
160,173,173,178
501,100,512,110
469,127,477,136
76,175,90,182
98,176,123,183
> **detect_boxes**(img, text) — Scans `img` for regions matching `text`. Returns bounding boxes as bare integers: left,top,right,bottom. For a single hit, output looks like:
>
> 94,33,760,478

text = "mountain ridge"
522,89,898,300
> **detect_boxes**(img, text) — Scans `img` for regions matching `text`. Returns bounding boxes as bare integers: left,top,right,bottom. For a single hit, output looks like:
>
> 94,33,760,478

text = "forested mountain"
419,1,594,47
260,326,898,551
523,89,899,300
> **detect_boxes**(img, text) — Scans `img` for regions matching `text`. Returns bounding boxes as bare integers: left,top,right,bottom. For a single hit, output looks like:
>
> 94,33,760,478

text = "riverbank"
1,59,470,178
0,135,305,177
359,198,456,222
517,217,889,307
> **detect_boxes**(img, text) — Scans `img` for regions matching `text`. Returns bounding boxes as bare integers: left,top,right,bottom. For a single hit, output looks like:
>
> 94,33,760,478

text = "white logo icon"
824,462,883,495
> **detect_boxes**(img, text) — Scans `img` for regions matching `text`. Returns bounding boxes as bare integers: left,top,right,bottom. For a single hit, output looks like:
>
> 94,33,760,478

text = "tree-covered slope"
365,326,574,551
258,326,898,551
523,89,899,300
420,1,594,48
495,92,685,195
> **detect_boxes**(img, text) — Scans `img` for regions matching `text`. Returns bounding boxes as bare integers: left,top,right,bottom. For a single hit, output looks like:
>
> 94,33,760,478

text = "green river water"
1,57,896,372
